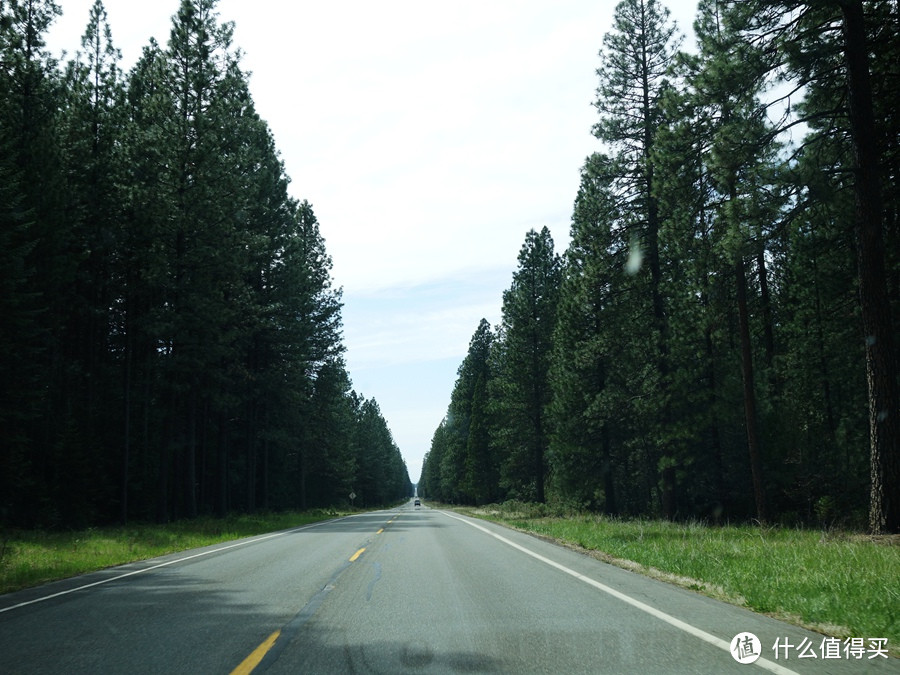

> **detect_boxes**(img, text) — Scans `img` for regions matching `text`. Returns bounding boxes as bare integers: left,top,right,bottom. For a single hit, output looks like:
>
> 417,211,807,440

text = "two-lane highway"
1,503,896,673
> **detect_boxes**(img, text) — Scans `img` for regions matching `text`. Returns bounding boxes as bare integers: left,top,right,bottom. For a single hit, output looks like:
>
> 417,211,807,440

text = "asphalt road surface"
1,502,897,674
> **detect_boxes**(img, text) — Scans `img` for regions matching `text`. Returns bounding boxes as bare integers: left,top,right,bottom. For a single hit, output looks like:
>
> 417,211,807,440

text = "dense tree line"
0,0,410,528
421,0,898,533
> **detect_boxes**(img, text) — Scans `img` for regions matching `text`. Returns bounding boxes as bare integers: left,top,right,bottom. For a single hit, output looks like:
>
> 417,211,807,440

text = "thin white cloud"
341,266,510,371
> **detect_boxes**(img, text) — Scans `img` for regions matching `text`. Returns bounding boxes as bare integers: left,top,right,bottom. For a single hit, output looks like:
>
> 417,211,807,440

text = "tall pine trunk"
121,332,132,524
736,247,767,522
217,411,228,518
643,29,674,521
185,393,197,519
839,0,900,534
756,246,777,396
602,425,618,515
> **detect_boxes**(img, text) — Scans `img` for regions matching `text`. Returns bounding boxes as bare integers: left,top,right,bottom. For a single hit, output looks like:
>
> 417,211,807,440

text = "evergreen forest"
0,0,411,528
420,0,900,534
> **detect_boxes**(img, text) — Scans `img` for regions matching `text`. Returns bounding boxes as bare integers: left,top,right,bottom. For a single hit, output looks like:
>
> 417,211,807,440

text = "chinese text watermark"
732,633,890,664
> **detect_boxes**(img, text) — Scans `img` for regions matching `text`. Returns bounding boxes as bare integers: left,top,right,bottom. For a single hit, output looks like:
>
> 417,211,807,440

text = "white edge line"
0,516,351,614
441,511,799,675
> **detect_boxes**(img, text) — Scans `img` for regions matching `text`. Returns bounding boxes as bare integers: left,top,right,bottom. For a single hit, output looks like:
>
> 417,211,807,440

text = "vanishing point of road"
1,502,896,674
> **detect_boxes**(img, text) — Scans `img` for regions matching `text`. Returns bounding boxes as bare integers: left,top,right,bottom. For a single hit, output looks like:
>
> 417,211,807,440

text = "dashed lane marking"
230,629,281,675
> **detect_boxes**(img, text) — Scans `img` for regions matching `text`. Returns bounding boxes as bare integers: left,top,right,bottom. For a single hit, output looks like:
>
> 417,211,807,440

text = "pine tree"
592,0,682,517
273,200,344,509
303,359,356,507
0,111,42,527
728,0,899,532
352,398,409,507
439,319,494,504
837,0,899,534
0,0,371,525
492,227,561,502
420,422,450,502
162,0,243,519
669,0,785,522
549,155,623,512
55,0,127,523
117,38,179,522
0,0,73,526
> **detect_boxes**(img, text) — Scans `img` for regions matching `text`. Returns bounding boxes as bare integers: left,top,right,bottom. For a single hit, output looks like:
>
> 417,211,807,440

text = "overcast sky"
46,0,699,486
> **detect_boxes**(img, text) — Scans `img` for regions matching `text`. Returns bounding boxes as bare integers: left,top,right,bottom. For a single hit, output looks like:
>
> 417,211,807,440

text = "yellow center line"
376,528,384,534
230,629,281,675
232,535,374,673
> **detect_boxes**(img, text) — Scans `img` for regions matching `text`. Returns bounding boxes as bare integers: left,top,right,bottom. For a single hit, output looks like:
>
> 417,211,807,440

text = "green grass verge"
460,503,899,654
0,509,344,595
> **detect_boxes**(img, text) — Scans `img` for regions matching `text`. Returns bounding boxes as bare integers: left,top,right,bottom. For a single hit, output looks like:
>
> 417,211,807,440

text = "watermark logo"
731,632,762,664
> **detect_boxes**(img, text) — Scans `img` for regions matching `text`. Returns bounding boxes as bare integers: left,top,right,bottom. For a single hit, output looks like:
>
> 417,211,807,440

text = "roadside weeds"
450,504,899,658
